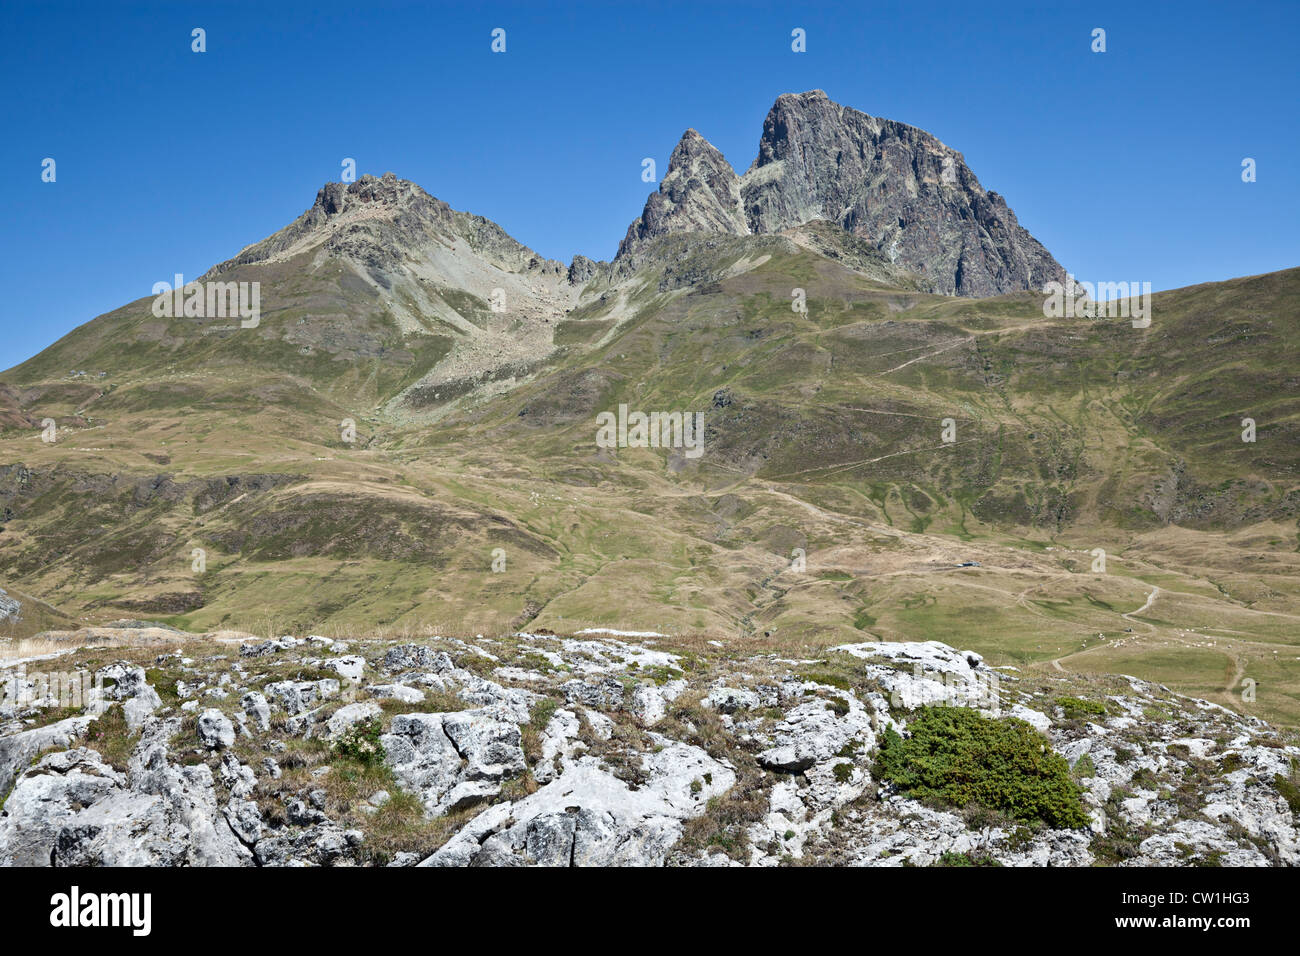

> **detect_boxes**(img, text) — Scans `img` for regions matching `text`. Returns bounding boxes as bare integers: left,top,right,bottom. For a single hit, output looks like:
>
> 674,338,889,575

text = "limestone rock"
758,697,874,774
0,749,124,866
241,691,271,732
327,655,366,682
705,687,761,714
197,709,235,749
264,678,339,715
422,739,734,867
382,708,526,816
367,683,425,704
0,713,97,796
325,701,382,740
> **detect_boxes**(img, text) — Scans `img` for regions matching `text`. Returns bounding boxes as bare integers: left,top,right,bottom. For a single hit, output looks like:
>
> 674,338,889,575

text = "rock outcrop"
618,129,748,257
1,628,1296,867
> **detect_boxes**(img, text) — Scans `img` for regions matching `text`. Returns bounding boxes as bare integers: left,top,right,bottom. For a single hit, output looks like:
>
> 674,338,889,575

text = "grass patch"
76,704,133,771
1057,696,1107,719
934,850,1003,867
799,670,853,691
521,695,563,764
353,790,476,865
1275,761,1300,814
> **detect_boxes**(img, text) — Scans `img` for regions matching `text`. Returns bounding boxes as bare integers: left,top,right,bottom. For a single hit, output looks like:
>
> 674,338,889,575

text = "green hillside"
2,231,1298,723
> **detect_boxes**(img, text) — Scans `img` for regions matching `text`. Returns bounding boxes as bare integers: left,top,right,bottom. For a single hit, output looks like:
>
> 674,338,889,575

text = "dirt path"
1122,586,1160,632
877,337,972,375
765,437,982,481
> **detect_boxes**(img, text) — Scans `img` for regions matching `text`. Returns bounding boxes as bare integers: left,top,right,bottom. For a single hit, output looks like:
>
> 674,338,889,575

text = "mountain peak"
618,90,1068,296
616,128,749,258
314,171,427,217
205,170,568,287
772,88,831,107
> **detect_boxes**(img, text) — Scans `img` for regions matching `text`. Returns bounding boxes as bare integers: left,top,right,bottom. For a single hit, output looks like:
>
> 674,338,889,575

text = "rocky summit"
620,90,1068,296
1,626,1296,867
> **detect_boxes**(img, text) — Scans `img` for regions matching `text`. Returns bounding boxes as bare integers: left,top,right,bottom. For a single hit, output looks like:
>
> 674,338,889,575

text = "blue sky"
1,0,1296,371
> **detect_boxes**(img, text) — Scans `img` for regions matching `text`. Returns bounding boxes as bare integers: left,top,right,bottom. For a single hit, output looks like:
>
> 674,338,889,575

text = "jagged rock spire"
617,129,749,258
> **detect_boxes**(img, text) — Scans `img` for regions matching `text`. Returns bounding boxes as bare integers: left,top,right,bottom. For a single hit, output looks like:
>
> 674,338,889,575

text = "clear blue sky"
1,0,1296,371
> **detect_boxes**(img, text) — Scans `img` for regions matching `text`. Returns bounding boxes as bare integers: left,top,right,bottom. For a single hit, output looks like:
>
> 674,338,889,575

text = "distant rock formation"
205,172,573,282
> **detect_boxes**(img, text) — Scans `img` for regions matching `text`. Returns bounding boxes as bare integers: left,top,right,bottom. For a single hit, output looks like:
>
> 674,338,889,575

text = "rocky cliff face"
620,90,1068,297
617,130,748,258
3,627,1295,867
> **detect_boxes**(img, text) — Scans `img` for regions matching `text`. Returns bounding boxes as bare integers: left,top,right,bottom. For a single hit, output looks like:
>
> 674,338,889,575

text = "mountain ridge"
194,89,1070,303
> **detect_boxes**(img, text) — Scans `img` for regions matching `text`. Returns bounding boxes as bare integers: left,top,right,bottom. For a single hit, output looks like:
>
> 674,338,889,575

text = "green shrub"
639,664,685,685
824,696,850,717
875,706,1089,829
1130,766,1160,790
528,696,561,730
332,717,385,766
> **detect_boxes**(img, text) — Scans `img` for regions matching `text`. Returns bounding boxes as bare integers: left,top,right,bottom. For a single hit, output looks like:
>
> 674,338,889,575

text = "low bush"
875,706,1089,829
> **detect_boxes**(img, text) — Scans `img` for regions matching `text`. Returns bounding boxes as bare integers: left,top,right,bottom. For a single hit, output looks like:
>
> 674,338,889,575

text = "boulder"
197,709,235,749
241,691,271,732
324,701,382,740
0,713,97,796
382,709,525,815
